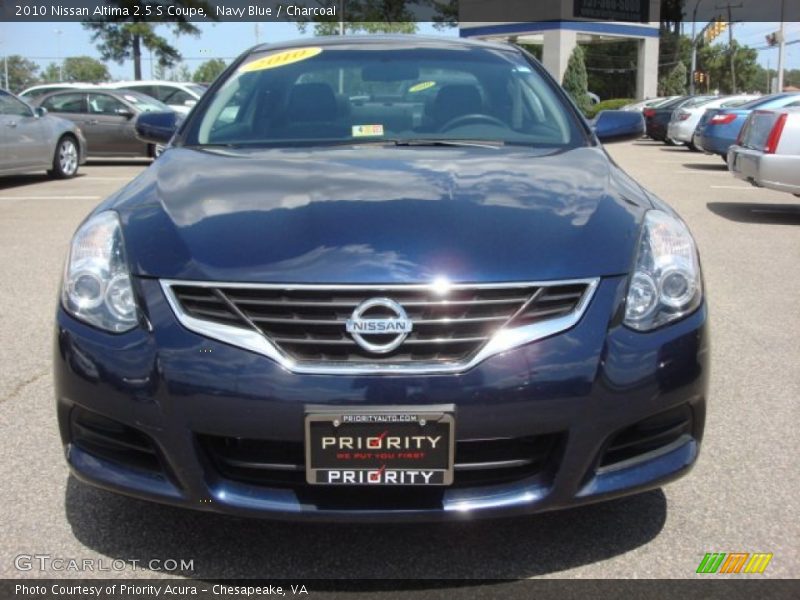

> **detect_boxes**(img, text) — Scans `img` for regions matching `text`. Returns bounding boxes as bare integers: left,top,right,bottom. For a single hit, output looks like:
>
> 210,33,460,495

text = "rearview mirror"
593,110,645,143
362,63,419,82
135,111,179,145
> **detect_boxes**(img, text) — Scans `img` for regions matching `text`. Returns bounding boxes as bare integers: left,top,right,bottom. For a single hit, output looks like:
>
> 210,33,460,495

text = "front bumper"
727,145,800,194
55,275,709,521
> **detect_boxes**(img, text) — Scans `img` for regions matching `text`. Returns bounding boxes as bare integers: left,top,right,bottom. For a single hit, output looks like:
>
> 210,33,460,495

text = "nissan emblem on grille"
345,298,413,354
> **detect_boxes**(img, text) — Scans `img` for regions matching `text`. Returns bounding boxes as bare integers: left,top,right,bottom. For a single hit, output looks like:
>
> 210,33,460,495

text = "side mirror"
592,110,645,143
34,106,48,117
115,108,135,119
135,111,179,145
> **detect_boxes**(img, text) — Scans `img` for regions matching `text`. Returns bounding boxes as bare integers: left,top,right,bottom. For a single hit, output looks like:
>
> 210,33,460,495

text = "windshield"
186,44,583,148
187,84,207,96
118,91,172,113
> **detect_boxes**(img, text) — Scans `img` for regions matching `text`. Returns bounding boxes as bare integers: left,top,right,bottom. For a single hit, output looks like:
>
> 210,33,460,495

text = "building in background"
459,0,661,100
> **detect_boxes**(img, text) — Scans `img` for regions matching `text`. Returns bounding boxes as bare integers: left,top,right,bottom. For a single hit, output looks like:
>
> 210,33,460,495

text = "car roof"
105,80,195,86
250,34,517,54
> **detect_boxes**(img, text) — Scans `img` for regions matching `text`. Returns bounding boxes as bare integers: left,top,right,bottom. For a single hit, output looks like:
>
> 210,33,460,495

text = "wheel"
47,135,79,179
149,143,165,159
664,138,676,146
687,141,699,152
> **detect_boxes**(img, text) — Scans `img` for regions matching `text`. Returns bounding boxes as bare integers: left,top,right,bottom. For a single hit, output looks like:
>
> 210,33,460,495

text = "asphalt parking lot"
0,143,797,580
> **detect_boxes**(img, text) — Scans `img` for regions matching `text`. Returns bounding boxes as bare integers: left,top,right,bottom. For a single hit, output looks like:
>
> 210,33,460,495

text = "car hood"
108,145,650,283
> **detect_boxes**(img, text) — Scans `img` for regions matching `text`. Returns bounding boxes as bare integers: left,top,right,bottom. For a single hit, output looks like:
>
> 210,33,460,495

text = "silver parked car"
0,89,86,178
667,94,757,150
34,88,173,158
728,107,800,196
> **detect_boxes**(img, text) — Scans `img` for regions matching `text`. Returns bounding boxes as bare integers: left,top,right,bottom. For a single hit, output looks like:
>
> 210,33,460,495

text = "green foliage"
61,56,111,82
658,61,687,96
585,98,636,119
562,45,591,114
193,59,227,84
41,63,62,83
696,41,763,93
82,1,213,79
4,55,39,93
584,40,638,100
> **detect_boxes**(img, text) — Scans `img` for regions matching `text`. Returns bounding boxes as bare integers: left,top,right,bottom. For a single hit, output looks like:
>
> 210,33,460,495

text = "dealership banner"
2,0,798,23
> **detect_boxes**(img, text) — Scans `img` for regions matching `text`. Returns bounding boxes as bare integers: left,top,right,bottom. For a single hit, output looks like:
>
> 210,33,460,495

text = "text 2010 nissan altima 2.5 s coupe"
55,36,708,521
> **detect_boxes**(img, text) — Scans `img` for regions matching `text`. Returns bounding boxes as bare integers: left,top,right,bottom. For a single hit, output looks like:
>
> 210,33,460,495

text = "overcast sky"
2,21,797,81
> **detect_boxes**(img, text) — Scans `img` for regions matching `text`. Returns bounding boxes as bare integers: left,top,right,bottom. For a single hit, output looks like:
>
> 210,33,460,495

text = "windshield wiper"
392,139,505,149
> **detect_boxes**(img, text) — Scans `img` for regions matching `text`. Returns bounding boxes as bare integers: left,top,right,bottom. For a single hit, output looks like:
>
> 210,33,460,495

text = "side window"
88,93,127,115
162,88,193,105
0,92,33,117
128,85,157,100
41,93,86,114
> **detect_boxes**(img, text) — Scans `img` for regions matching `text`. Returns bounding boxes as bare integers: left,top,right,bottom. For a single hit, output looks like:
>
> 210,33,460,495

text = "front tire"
48,135,79,179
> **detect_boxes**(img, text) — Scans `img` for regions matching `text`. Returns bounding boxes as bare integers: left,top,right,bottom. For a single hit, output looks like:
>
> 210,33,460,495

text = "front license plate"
305,408,454,486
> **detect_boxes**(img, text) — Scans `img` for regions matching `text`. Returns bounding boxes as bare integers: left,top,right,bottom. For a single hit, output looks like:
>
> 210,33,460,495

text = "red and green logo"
696,552,773,574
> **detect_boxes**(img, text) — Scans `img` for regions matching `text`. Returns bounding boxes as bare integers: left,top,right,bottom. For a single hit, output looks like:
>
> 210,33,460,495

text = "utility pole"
55,29,63,81
716,2,741,93
777,0,786,92
689,0,706,95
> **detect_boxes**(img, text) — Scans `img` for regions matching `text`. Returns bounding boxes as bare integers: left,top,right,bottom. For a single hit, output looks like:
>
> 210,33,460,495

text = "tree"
42,63,62,83
170,63,193,82
697,41,762,94
562,45,591,114
82,1,212,80
4,55,39,93
659,61,687,95
193,58,226,84
62,56,111,82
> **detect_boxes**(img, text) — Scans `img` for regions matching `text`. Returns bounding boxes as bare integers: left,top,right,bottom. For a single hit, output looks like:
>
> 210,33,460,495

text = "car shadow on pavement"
707,202,800,225
87,159,152,167
682,163,727,171
64,476,667,579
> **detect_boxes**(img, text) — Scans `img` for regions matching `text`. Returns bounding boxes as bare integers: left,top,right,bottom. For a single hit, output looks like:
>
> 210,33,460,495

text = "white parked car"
667,94,758,150
19,82,102,102
727,107,800,196
102,81,206,115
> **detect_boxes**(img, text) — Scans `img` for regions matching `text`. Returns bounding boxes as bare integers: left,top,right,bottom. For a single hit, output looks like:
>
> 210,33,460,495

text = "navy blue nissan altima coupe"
55,36,708,521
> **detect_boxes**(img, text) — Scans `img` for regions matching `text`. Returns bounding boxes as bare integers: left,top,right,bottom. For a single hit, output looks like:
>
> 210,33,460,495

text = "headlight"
62,211,138,332
624,210,702,331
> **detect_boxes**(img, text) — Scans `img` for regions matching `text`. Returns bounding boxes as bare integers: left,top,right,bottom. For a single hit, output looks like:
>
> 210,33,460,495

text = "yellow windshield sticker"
408,81,436,93
352,124,384,137
239,47,323,72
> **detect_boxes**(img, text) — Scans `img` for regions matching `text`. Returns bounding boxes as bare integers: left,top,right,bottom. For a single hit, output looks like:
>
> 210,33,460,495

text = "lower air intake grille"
168,281,592,365
70,407,162,474
199,433,563,490
599,404,693,468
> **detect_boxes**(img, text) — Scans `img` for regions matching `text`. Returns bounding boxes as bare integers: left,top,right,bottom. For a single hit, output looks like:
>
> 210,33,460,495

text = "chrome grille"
168,281,594,365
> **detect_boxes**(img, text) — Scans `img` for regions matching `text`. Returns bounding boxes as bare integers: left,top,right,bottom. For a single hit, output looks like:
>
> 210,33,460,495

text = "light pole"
777,0,786,92
54,28,63,81
689,0,706,95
